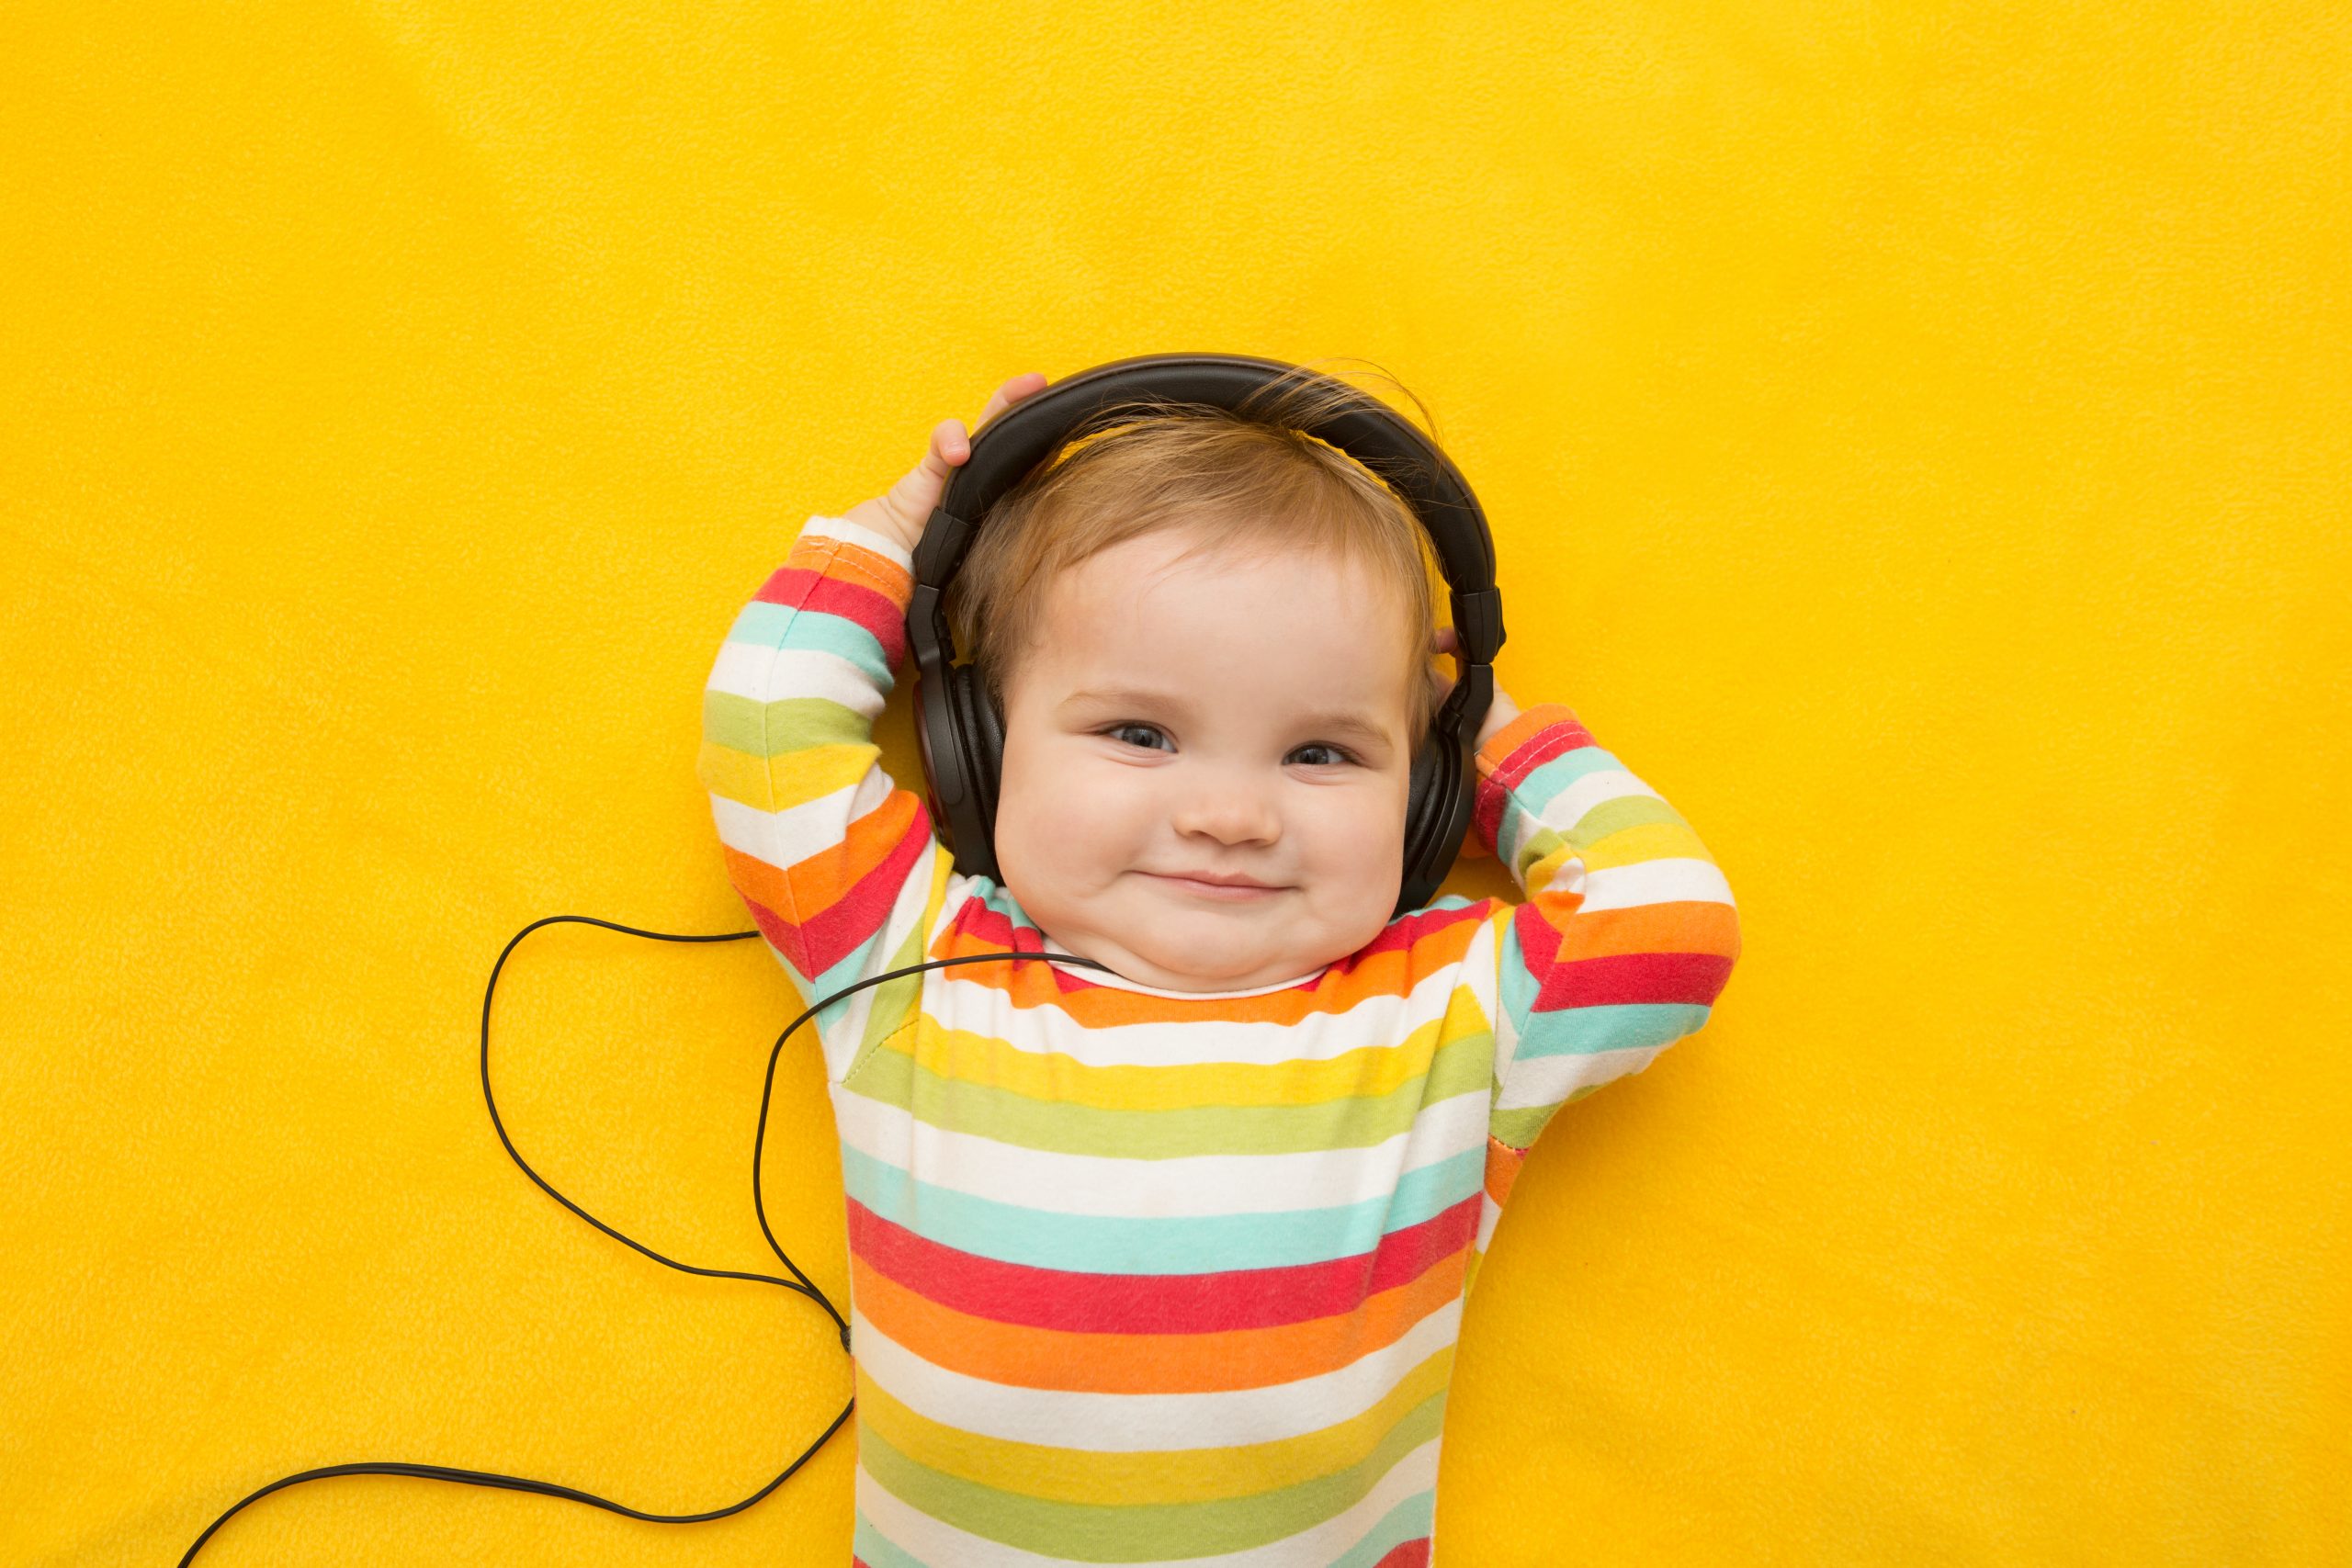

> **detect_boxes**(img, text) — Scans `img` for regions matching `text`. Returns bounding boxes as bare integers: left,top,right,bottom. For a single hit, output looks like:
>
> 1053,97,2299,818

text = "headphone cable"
179,915,1102,1564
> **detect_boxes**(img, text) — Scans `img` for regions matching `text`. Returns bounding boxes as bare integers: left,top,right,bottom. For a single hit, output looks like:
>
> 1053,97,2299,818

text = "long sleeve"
1471,704,1742,1187
697,513,953,1082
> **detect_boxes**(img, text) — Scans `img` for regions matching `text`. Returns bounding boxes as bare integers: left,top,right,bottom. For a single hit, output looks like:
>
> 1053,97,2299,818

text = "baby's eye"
1287,742,1358,768
1104,722,1173,752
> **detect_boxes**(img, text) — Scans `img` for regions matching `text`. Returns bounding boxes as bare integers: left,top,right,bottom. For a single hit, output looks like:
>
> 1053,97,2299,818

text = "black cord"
179,915,1105,1564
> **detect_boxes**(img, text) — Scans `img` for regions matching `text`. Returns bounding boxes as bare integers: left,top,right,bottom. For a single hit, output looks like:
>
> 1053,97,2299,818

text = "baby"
699,370,1740,1567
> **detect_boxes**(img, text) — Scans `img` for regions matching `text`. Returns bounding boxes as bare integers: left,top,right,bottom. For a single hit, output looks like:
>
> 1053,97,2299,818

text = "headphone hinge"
1452,588,1505,663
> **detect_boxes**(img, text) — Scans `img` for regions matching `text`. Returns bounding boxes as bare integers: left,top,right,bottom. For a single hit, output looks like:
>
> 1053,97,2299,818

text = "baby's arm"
1453,666,1741,1175
697,374,1047,1079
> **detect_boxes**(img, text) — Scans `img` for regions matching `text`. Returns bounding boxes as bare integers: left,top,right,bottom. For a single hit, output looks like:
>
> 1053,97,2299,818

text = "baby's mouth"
1139,871,1289,901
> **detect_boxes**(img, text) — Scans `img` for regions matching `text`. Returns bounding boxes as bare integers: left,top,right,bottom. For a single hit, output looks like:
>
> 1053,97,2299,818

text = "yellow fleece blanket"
3,2,2345,1563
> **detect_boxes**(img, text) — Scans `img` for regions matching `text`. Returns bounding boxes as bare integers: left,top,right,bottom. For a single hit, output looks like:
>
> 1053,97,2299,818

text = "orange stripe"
720,792,921,918
1552,900,1741,960
926,909,1498,1029
1483,1135,1527,1204
797,532,914,599
850,1243,1471,1394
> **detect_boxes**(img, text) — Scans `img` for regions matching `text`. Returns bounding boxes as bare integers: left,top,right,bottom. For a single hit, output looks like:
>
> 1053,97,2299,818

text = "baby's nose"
1170,777,1282,847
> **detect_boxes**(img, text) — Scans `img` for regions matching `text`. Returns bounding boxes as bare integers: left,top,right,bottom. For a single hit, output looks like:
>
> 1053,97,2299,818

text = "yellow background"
4,2,2346,1562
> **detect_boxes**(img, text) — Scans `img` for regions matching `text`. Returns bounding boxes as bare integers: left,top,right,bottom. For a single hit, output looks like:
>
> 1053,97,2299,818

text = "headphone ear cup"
967,672,1006,813
946,664,1005,878
1396,730,1446,915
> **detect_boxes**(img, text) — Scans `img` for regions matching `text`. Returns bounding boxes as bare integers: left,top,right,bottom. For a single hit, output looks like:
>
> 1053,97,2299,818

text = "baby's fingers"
971,371,1049,437
929,417,971,470
932,375,1049,472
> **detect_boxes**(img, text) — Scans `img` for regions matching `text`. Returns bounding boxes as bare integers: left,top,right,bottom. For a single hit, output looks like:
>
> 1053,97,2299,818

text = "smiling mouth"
1142,873,1289,900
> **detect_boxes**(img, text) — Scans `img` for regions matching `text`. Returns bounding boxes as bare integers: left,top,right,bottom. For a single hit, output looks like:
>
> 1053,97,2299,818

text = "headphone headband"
911,353,1504,660
906,352,1505,919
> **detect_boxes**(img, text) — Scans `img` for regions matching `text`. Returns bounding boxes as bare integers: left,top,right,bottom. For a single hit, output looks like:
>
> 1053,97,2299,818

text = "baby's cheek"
1318,793,1408,916
996,762,1127,897
1046,779,1143,886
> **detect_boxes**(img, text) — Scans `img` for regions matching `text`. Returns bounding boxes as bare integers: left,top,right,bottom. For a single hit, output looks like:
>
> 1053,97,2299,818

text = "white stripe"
849,1298,1462,1451
854,1437,1441,1568
813,842,944,1081
800,512,914,566
709,775,904,871
1547,767,1664,829
921,958,1497,1070
707,643,885,710
1491,1043,1666,1112
831,1081,1490,1217
1573,857,1735,912
1473,1193,1503,1254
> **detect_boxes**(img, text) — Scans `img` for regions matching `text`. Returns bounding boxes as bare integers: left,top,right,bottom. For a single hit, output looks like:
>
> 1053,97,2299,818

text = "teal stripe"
850,1515,930,1568
1329,1489,1438,1568
780,917,932,1062
1517,1000,1711,1058
1512,743,1626,810
839,1144,1486,1275
726,599,894,683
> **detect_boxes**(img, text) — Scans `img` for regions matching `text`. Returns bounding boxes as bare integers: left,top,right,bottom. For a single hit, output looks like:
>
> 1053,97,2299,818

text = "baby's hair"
945,359,1448,747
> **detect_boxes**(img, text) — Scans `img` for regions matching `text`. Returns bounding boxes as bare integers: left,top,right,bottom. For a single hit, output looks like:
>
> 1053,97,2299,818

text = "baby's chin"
1063,906,1364,993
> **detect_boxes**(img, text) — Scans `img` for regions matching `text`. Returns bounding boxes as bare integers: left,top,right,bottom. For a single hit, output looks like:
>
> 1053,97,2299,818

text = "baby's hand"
1430,627,1522,752
844,372,1051,555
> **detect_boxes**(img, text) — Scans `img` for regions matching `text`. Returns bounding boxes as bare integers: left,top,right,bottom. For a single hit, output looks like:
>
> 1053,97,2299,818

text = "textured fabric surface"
695,515,1737,1564
4,2,2347,1564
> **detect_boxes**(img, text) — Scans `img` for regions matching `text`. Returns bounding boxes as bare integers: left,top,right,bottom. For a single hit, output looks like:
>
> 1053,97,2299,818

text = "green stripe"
1573,791,1688,841
1488,1082,1601,1151
703,690,871,756
858,1389,1448,1562
840,1029,1495,1159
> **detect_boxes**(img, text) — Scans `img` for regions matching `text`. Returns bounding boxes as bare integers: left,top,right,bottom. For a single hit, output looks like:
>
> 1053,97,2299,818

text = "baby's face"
992,530,1419,992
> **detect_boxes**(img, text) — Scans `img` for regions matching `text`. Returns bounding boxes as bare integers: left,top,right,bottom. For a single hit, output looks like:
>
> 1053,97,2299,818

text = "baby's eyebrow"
1296,711,1397,747
1059,686,1194,714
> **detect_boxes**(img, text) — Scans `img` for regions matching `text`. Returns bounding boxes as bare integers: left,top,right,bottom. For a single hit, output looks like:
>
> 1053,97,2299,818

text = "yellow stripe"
696,739,873,812
876,998,1490,1111
1582,819,1713,870
853,1348,1454,1506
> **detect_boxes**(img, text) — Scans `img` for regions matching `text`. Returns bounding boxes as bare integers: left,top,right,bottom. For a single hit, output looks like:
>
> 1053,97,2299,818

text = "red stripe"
1372,1541,1432,1568
1525,947,1737,1011
846,1192,1483,1335
1473,718,1600,852
1472,773,1512,856
755,566,908,666
792,807,933,976
733,806,931,979
1486,714,1596,792
941,901,1118,996
1338,899,1487,962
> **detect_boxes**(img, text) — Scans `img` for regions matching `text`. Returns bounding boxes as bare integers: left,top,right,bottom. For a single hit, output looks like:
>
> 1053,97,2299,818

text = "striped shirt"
698,513,1741,1567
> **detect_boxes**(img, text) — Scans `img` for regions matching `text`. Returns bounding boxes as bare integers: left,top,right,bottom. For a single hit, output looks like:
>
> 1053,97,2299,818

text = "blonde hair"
944,360,1448,747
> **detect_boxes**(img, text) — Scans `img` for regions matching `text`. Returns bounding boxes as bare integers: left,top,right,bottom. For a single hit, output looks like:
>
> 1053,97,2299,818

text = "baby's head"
945,372,1444,992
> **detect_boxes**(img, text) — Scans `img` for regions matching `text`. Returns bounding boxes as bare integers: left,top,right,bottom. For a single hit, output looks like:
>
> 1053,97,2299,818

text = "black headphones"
905,352,1505,919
